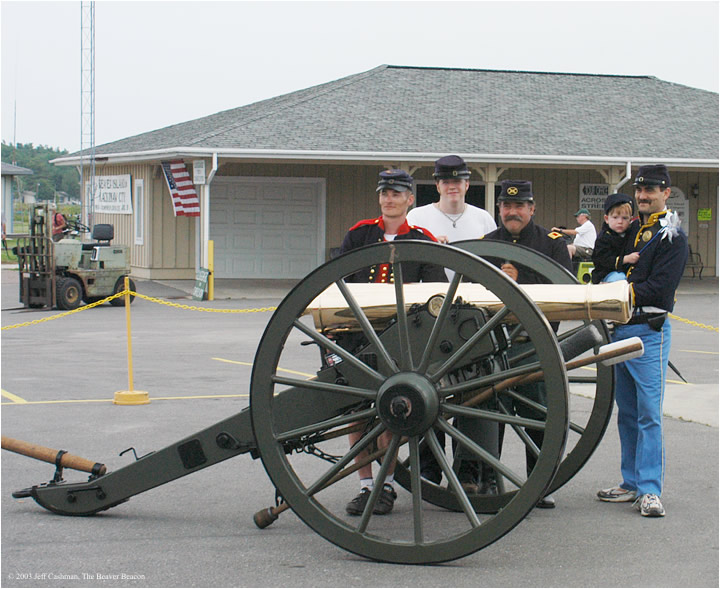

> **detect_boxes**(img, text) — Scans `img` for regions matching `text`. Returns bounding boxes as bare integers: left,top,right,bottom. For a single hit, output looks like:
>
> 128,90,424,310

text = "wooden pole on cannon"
1,436,107,476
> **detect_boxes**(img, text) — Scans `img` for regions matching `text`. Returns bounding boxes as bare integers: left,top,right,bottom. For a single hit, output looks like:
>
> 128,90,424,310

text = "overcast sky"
2,0,718,153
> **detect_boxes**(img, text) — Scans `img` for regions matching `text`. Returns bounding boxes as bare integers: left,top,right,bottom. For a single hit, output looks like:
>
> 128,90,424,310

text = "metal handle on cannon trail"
1,436,107,476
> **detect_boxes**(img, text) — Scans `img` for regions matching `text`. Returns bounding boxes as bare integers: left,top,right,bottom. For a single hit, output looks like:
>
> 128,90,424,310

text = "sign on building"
193,160,206,185
579,184,610,211
87,175,133,214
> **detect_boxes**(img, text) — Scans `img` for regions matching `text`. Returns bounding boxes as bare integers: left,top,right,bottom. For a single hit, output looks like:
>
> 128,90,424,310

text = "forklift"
16,204,135,310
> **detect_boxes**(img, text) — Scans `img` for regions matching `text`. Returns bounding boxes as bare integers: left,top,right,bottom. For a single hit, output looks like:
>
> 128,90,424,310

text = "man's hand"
500,262,519,282
436,235,450,244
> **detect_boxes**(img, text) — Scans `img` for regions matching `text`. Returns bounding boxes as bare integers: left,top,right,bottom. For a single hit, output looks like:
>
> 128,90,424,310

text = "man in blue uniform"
482,180,572,508
341,169,446,516
597,164,688,517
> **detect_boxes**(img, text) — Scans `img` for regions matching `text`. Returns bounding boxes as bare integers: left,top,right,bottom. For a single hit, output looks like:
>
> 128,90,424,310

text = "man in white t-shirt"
553,208,597,259
406,155,496,248
407,155,497,493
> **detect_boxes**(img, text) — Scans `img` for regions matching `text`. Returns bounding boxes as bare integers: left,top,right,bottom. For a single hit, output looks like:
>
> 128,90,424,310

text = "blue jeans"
612,321,671,496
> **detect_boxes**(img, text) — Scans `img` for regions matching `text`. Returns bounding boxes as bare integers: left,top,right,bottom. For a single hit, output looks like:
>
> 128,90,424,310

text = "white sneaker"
597,486,636,502
634,493,665,517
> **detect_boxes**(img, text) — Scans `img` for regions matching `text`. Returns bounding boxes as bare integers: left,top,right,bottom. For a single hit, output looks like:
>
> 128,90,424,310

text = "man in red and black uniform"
341,169,446,517
339,169,446,284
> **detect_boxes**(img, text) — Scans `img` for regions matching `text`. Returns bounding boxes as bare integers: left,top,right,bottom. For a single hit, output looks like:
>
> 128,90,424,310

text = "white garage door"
210,177,325,279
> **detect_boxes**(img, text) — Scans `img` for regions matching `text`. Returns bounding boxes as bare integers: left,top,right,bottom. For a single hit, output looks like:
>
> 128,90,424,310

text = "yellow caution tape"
669,313,719,332
1,290,276,331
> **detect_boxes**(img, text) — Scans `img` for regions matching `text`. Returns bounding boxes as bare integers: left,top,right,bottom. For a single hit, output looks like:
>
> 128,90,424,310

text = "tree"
1,142,80,200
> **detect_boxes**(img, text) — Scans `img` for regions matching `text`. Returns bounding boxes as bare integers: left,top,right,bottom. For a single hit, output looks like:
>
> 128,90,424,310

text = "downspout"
202,153,218,268
613,161,632,193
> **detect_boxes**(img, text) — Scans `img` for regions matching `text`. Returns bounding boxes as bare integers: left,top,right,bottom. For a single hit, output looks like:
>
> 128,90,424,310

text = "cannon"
6,241,641,564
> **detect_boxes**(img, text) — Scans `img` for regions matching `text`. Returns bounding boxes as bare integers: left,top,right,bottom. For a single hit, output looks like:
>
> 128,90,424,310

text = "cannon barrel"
306,280,631,332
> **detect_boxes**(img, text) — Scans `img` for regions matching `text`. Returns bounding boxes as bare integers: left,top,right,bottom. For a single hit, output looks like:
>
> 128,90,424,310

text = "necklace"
436,203,467,228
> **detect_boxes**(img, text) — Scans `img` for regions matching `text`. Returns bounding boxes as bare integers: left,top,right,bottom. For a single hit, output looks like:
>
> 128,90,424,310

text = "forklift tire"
109,277,136,307
56,277,83,310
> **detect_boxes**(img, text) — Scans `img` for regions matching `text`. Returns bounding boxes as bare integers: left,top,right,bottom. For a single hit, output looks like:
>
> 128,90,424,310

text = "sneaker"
345,485,397,516
597,486,636,502
536,495,556,509
346,488,371,515
373,484,397,515
634,493,665,517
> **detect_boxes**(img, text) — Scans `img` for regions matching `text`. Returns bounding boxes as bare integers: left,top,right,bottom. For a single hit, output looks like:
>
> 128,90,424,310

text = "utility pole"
80,1,95,228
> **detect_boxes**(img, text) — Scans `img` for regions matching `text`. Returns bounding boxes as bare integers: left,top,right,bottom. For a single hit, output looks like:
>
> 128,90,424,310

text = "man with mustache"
481,180,572,508
597,164,688,517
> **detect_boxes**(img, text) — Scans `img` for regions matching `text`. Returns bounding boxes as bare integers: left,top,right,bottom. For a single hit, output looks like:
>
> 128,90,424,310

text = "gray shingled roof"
1,162,34,175
74,65,719,161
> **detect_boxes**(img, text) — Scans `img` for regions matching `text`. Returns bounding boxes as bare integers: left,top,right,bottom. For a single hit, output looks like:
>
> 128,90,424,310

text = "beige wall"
83,160,717,279
82,163,196,279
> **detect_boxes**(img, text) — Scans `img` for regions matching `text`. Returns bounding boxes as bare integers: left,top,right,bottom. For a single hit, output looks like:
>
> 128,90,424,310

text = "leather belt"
626,312,667,325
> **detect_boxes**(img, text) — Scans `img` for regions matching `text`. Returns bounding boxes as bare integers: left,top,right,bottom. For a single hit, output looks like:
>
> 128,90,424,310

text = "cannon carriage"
7,241,640,564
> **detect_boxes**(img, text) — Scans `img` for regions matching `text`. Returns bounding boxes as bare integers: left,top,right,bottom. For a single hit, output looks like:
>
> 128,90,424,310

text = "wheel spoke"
429,306,512,383
502,388,549,423
275,406,377,443
335,279,398,375
272,375,377,401
408,436,424,544
497,398,540,462
425,427,481,528
417,272,463,374
292,319,385,384
435,416,526,489
442,402,548,430
391,261,413,371
440,361,542,399
357,433,402,533
305,421,386,496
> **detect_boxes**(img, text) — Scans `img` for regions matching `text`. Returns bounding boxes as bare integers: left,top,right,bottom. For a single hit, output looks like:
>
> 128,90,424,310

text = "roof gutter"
50,148,719,169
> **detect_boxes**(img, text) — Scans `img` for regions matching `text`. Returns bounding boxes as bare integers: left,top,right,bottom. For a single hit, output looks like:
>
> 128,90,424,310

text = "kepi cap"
498,180,534,202
377,169,413,192
433,155,471,180
633,164,671,187
603,193,634,214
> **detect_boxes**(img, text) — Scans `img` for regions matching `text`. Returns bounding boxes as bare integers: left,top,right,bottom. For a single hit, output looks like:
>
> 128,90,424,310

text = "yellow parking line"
678,349,718,355
1,394,248,406
1,389,28,404
212,357,314,378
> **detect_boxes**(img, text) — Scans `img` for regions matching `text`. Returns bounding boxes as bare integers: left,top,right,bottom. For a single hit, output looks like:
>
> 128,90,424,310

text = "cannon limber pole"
2,436,107,498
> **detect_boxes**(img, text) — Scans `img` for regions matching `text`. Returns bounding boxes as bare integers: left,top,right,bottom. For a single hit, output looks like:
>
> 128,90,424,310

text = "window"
134,179,144,245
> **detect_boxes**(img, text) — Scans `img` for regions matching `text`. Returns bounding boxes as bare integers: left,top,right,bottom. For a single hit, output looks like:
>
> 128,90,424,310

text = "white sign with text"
579,184,610,212
87,175,133,214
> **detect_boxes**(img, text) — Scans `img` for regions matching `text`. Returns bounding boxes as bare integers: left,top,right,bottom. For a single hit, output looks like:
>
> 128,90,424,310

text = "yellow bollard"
113,276,150,405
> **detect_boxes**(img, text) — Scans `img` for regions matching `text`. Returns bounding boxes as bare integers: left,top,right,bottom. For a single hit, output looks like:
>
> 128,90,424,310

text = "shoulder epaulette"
548,231,564,239
348,218,380,232
409,225,439,242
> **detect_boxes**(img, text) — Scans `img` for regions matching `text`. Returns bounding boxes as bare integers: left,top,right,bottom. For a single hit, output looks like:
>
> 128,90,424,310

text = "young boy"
591,193,640,284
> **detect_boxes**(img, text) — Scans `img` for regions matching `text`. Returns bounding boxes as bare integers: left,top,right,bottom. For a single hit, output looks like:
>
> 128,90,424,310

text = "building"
1,162,34,234
52,65,719,279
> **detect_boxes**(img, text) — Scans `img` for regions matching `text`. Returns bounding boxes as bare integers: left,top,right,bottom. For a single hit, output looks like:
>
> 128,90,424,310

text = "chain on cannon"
3,241,642,565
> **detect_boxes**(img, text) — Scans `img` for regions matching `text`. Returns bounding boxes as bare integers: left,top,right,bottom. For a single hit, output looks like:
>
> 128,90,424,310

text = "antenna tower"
80,1,95,227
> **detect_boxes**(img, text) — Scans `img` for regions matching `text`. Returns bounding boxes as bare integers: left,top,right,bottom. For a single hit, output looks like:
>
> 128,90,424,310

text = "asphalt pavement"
1,266,718,587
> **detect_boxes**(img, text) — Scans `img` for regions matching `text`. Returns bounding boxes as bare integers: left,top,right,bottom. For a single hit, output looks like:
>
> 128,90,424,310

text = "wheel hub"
376,372,439,436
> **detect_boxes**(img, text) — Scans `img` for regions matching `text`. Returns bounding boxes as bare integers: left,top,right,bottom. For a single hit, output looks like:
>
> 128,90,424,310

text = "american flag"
161,160,200,217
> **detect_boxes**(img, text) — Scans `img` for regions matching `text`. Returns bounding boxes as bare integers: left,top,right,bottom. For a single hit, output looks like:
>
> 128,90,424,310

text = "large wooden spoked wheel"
250,241,569,564
392,241,614,512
